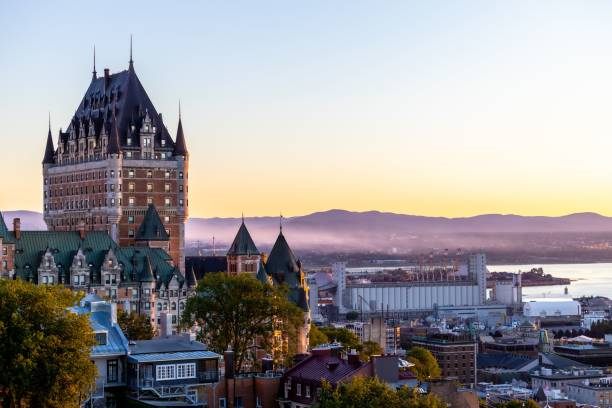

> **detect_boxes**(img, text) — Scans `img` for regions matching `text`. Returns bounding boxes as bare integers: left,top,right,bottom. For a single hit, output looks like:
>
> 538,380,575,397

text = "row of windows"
44,169,185,186
47,182,184,198
46,197,185,211
156,363,195,381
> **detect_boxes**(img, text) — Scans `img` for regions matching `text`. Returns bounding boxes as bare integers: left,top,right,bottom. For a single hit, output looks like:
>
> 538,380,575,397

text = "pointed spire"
280,213,283,233
43,114,55,164
107,106,121,155
92,45,97,80
227,221,259,256
187,266,197,288
128,35,134,70
136,204,170,241
140,256,156,282
174,101,188,156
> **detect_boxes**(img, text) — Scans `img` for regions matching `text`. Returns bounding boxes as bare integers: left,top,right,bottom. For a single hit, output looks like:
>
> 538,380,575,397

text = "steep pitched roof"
140,256,156,282
174,116,188,156
0,212,12,242
256,260,271,285
265,231,299,285
186,266,198,288
42,127,55,164
107,109,121,155
227,221,259,256
136,204,169,241
65,66,175,151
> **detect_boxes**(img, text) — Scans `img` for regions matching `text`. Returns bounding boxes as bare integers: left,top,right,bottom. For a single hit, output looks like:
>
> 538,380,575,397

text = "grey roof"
128,350,220,363
43,127,55,164
136,204,169,241
129,335,208,355
227,221,259,256
174,117,188,156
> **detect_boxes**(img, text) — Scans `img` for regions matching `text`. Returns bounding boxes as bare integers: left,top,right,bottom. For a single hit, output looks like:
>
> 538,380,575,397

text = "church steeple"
43,114,55,164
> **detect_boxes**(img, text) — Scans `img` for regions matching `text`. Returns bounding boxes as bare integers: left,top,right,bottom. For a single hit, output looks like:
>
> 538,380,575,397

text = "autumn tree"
309,324,329,348
118,309,155,340
406,346,441,382
0,280,96,408
360,340,384,361
316,376,445,408
319,327,361,351
181,273,303,373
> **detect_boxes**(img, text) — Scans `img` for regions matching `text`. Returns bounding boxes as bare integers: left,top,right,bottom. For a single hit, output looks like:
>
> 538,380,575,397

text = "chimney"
348,349,360,365
77,221,86,240
104,68,110,90
224,349,234,379
13,218,21,240
261,355,274,373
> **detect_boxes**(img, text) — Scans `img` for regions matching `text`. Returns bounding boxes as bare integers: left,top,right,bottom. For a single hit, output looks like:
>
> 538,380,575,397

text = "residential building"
278,343,400,408
567,378,612,408
410,332,477,385
42,50,188,272
531,367,605,395
127,335,221,406
73,293,129,407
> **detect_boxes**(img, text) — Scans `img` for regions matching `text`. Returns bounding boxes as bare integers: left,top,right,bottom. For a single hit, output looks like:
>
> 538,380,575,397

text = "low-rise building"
410,332,477,385
567,378,612,408
531,367,605,395
127,336,222,406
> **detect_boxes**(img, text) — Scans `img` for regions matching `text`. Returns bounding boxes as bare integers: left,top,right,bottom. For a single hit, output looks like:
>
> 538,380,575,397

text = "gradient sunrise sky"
2,1,612,218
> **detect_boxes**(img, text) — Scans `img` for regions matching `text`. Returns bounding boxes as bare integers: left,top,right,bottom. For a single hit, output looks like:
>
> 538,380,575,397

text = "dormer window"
161,139,166,147
127,137,132,145
95,332,107,346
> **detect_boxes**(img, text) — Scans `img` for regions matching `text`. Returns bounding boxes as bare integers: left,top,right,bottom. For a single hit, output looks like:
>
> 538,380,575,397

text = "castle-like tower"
42,48,188,272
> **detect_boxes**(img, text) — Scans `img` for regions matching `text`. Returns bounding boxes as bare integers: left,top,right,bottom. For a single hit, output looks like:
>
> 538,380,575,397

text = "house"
126,335,221,406
72,293,129,407
278,343,400,408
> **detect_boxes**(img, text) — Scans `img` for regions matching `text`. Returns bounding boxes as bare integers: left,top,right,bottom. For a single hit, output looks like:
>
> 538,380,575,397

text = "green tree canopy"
181,272,304,373
316,376,445,408
0,280,96,408
360,340,384,362
406,346,441,382
117,309,155,340
319,327,361,351
309,324,329,348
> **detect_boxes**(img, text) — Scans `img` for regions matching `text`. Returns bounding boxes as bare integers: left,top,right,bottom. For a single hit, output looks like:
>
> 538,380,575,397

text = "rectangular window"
156,364,176,381
147,197,153,205
165,183,170,192
297,383,302,396
176,363,196,379
129,197,135,206
95,332,107,346
165,198,171,207
147,183,153,192
107,360,118,383
128,229,134,238
219,398,227,408
165,170,171,179
147,170,153,178
128,169,135,178
128,183,135,192
306,385,311,398
128,215,135,224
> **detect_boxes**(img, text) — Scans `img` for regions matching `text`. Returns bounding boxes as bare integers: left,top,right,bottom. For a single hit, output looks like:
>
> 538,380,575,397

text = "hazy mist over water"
490,263,612,299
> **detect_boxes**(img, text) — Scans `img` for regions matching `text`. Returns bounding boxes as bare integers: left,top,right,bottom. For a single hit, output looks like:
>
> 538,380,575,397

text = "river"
489,263,612,299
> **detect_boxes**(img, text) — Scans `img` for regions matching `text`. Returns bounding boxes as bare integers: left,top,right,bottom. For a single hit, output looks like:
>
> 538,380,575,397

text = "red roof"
284,347,368,385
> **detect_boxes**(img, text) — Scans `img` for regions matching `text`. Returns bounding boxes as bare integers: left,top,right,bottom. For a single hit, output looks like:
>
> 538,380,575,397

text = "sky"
2,1,612,218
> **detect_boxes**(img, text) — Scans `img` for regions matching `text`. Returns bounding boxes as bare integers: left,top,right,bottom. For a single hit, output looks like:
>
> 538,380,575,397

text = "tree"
360,341,383,361
309,324,329,348
118,309,155,340
319,327,360,351
406,346,441,382
316,376,445,408
181,273,303,373
0,280,96,408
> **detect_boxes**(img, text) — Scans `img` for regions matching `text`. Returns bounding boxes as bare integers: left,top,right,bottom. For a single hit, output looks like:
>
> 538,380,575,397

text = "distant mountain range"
3,209,612,252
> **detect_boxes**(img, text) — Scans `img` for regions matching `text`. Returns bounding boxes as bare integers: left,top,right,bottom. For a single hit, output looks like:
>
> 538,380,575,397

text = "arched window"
157,303,162,311
171,302,177,311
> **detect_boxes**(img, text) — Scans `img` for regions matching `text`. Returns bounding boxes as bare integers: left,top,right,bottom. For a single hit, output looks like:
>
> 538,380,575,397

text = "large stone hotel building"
42,52,188,272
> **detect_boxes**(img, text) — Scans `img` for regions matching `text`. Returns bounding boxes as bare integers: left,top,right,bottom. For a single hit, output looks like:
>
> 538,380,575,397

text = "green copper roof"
11,228,177,286
265,231,309,311
256,260,271,285
227,221,259,256
0,212,13,243
266,231,299,285
136,204,169,241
